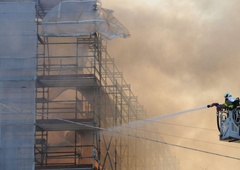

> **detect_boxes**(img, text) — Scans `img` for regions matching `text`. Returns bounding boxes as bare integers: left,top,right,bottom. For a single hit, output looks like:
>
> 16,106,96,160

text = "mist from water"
113,105,208,132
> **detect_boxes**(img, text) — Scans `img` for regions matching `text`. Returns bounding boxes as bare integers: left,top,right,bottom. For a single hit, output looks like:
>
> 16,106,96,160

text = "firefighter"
223,92,240,110
207,92,240,111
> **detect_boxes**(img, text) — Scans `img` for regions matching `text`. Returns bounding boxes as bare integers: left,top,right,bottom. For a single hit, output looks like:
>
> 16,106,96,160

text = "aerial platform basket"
217,109,240,142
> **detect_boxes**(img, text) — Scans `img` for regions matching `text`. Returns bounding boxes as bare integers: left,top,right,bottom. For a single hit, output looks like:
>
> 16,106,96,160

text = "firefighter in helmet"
208,92,240,111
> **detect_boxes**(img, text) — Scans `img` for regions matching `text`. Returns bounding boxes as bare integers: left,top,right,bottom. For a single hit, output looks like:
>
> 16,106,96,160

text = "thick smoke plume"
102,0,240,169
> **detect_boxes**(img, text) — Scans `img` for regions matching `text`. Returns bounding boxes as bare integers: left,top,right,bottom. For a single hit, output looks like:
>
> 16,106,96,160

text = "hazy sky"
101,0,240,169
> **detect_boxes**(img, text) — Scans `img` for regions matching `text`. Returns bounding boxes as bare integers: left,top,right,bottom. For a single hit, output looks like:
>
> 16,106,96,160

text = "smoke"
102,0,240,112
102,0,240,169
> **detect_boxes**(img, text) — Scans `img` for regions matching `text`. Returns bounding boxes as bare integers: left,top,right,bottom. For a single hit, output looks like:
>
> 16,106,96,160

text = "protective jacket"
223,97,240,110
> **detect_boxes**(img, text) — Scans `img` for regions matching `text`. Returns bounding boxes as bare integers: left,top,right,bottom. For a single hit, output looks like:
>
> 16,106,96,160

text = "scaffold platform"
36,164,95,170
36,74,100,89
36,118,95,131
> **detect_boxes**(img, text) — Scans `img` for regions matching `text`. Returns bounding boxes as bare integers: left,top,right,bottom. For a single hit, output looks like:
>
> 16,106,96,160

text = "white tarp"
41,0,130,39
0,2,36,170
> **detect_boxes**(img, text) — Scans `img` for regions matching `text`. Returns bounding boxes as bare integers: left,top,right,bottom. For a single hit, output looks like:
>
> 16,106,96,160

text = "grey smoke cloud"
102,0,240,169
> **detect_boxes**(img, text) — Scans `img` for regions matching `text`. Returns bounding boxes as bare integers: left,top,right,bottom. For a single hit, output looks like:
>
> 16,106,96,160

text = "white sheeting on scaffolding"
0,2,36,170
41,0,130,39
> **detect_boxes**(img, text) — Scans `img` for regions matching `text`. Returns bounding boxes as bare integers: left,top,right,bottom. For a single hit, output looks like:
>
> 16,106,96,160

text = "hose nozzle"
207,103,219,108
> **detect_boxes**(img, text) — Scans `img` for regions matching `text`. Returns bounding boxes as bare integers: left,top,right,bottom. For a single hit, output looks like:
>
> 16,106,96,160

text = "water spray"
117,105,208,130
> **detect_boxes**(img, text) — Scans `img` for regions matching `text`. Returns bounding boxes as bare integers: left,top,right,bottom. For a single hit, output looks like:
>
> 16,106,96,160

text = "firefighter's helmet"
224,92,232,98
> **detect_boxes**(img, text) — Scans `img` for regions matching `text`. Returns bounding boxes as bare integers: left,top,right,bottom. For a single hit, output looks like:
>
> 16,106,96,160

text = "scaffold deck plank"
36,118,95,131
35,164,94,170
36,74,100,88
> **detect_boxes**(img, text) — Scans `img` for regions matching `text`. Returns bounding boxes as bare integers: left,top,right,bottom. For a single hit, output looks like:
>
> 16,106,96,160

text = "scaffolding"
35,33,149,170
35,1,152,169
0,2,36,170
0,0,178,169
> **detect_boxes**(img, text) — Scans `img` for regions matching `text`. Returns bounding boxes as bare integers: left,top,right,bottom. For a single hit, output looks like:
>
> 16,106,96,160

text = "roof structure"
40,0,130,39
